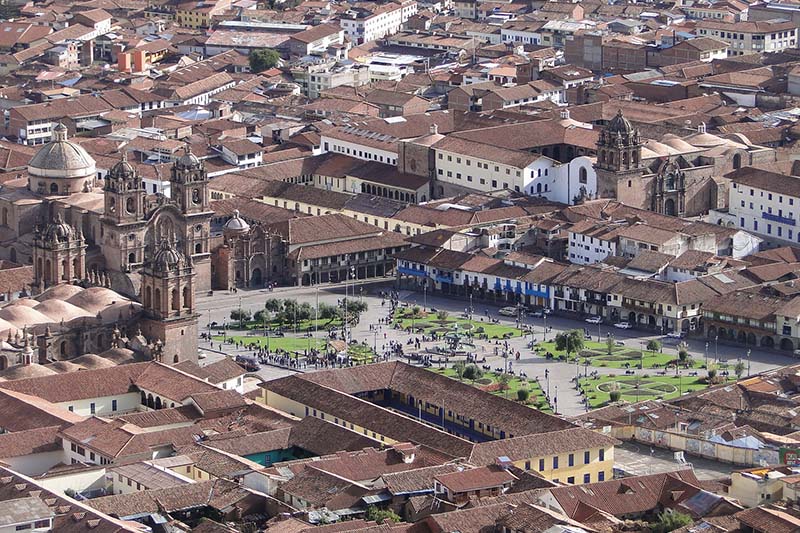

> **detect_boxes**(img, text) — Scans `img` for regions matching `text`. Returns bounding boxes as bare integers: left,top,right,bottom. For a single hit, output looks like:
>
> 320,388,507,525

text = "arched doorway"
761,336,774,348
737,330,746,344
9,248,15,263
707,326,717,339
781,338,794,351
0,355,7,371
747,332,756,345
733,153,742,170
155,397,162,410
251,268,263,287
664,198,676,216
628,311,636,323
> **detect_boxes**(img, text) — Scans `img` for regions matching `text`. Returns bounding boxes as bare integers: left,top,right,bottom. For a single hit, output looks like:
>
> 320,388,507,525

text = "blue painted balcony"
398,265,427,277
763,212,796,226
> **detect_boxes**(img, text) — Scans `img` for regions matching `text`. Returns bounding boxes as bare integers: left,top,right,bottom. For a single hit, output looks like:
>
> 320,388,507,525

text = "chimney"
697,122,707,134
560,109,570,120
430,123,439,135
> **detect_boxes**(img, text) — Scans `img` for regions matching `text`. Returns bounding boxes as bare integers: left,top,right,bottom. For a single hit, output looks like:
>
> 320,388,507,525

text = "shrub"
609,390,622,402
462,364,483,381
517,389,530,402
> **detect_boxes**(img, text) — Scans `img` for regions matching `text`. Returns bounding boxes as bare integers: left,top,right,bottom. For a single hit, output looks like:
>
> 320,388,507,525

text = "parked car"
585,316,603,324
615,340,626,347
498,306,518,317
614,322,632,329
664,331,683,339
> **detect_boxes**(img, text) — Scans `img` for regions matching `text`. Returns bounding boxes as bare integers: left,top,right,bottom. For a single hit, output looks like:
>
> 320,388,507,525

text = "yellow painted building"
260,363,619,485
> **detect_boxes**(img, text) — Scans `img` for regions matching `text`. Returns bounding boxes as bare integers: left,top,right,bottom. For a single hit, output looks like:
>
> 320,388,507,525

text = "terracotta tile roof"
549,470,702,518
436,465,516,493
469,428,619,466
0,425,61,458
287,416,378,456
204,427,292,456
382,464,461,494
87,479,253,518
311,445,451,483
735,506,800,533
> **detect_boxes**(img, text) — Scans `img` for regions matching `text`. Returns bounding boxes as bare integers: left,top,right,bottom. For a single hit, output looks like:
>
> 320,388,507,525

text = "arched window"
145,286,152,309
50,183,58,194
194,242,202,254
733,153,742,170
183,285,190,309
1,207,7,226
154,288,161,312
128,252,136,264
126,197,135,214
536,183,542,194
171,288,179,311
579,167,587,184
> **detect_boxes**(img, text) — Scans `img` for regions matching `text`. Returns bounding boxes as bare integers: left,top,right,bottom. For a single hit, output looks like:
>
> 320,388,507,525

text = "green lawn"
348,342,377,364
213,335,327,353
242,317,343,333
534,339,700,370
393,309,521,339
212,334,377,364
579,374,710,408
430,367,552,413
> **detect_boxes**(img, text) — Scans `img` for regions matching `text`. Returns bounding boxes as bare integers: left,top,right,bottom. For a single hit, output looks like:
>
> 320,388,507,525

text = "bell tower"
171,145,210,215
32,213,86,292
595,109,644,202
138,239,198,364
104,152,145,225
170,145,213,292
102,153,148,272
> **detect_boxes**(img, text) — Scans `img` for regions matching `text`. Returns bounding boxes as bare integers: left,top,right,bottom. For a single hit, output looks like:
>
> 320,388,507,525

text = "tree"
707,365,718,383
498,373,510,396
609,390,622,403
230,309,251,325
248,48,280,73
734,360,746,379
411,305,422,318
555,330,584,360
452,361,466,381
254,309,271,325
365,506,401,524
647,339,662,354
517,389,530,402
462,364,483,381
651,511,692,533
264,298,283,313
436,310,450,321
605,335,615,356
318,303,338,322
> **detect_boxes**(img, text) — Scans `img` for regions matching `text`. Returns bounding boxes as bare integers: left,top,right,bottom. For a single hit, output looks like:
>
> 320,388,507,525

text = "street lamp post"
543,313,548,342
705,342,709,370
747,348,751,377
423,283,427,311
715,335,719,364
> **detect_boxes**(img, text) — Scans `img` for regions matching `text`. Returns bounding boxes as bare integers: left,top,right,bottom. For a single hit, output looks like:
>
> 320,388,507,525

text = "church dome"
152,240,186,272
175,145,202,170
28,124,96,179
42,214,76,243
223,209,250,235
607,109,634,135
108,151,136,180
